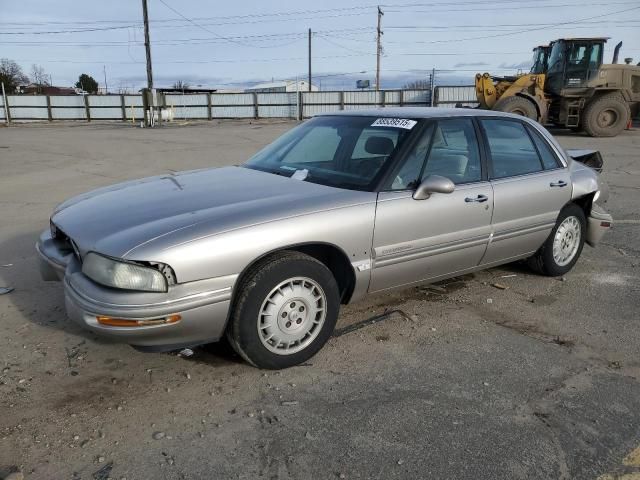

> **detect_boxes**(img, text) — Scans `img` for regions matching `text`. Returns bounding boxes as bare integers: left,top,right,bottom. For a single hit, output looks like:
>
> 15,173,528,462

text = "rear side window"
527,127,561,170
482,120,543,179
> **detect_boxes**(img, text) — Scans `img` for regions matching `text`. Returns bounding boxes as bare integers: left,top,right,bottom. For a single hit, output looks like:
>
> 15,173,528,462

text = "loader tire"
493,96,538,120
582,93,630,137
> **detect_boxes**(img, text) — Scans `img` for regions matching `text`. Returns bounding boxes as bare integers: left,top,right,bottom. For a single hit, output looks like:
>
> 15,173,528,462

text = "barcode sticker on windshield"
371,118,417,129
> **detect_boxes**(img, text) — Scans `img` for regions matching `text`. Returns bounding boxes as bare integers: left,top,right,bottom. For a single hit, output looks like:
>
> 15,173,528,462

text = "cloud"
497,60,531,70
453,62,489,68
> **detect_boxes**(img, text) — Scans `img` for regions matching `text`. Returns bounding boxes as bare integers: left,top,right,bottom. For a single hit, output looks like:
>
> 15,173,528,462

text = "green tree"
75,74,99,94
0,58,28,93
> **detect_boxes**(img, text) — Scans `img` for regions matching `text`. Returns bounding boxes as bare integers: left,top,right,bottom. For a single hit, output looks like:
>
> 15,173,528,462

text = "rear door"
480,118,571,265
370,118,494,292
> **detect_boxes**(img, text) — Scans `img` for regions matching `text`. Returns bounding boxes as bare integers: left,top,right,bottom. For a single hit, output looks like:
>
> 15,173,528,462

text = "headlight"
82,253,168,292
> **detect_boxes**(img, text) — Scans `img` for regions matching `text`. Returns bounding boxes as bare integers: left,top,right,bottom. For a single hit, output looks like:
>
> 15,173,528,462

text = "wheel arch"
590,87,629,102
561,193,595,225
228,242,357,321
514,92,546,121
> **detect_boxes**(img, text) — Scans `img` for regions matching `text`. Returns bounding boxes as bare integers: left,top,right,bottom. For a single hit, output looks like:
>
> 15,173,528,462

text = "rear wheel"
582,92,630,137
528,204,586,277
226,251,340,369
493,96,538,120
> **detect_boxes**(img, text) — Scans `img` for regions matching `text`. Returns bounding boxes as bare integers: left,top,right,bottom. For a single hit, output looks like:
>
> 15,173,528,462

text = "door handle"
550,180,568,187
465,194,489,203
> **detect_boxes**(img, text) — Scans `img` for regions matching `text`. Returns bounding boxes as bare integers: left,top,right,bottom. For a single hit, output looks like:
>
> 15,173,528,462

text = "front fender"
125,201,378,300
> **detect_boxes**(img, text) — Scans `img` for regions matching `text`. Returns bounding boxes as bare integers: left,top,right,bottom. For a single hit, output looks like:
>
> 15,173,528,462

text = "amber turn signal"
96,314,181,327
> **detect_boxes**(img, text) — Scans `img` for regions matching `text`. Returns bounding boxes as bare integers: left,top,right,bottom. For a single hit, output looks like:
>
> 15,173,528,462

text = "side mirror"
413,175,455,200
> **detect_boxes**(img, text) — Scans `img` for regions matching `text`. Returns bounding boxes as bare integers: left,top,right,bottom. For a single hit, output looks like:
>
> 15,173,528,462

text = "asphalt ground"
0,120,639,480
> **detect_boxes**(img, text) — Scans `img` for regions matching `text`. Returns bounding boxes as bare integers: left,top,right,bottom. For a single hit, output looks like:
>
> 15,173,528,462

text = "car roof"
315,106,571,166
315,107,526,120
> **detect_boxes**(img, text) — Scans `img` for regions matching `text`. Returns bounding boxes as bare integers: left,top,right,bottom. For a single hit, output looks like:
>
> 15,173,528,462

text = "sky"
2,0,639,91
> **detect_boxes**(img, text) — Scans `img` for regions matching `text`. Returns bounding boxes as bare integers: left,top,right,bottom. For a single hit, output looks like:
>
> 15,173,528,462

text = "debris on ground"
0,287,14,295
280,401,299,406
92,461,113,480
1,263,13,267
178,348,194,357
500,274,517,278
152,431,165,440
486,298,493,304
492,283,509,290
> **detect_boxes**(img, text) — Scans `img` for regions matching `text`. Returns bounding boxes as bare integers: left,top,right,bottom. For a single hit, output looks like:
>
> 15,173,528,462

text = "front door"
370,118,493,292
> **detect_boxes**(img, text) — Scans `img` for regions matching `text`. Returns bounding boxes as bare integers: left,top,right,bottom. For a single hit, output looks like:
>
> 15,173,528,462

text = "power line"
3,0,638,34
2,0,636,28
9,54,375,65
383,5,640,44
155,0,262,48
316,36,373,56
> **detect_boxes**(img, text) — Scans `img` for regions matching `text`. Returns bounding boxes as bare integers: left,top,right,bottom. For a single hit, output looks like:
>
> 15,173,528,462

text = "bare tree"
172,80,190,90
0,58,28,92
403,79,430,90
30,64,50,93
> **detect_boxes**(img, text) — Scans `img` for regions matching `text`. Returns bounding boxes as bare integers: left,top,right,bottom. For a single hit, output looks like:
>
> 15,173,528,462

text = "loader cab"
530,45,550,74
545,38,607,95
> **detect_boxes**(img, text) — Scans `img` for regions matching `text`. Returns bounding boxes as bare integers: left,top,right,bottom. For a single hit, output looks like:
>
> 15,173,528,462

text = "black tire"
226,251,340,369
582,92,631,137
493,96,538,120
528,203,586,277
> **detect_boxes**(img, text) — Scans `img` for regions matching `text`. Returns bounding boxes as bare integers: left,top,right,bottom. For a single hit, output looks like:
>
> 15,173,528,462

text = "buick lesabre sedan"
37,109,612,369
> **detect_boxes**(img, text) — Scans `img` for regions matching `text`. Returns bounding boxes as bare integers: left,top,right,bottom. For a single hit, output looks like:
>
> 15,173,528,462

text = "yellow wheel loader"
476,38,640,137
475,45,550,121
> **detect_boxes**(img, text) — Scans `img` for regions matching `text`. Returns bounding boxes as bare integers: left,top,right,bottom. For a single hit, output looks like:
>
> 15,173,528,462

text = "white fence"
0,87,476,123
433,85,478,107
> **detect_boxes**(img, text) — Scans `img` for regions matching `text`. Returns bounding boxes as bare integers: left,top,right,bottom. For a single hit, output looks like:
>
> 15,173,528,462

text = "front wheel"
226,251,340,369
493,95,538,120
528,204,586,276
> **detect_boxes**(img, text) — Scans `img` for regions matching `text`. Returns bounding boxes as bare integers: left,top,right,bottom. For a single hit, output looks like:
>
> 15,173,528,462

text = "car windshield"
243,115,417,191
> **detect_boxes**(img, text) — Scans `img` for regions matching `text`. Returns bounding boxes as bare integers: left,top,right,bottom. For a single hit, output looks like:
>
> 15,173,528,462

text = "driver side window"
388,119,482,190
423,119,481,184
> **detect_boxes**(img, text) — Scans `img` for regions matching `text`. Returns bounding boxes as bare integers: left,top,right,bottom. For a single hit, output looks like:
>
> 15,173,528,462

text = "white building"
245,80,319,93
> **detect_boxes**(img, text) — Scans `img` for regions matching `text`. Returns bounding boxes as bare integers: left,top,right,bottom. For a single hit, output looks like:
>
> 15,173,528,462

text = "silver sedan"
37,108,612,369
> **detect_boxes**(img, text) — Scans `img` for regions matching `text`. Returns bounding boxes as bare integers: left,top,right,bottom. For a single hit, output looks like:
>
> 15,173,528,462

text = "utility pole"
308,28,312,92
142,0,153,90
103,65,108,94
376,6,383,91
141,0,154,125
430,68,436,106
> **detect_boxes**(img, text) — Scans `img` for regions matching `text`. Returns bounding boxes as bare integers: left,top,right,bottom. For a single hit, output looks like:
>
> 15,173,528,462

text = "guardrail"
0,86,478,123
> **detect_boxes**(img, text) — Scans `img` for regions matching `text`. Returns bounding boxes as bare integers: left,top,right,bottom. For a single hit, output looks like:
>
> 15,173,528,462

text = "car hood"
51,166,373,259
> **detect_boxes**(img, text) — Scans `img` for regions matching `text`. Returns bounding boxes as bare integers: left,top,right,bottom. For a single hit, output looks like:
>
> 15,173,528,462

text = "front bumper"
585,203,613,247
37,230,236,351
